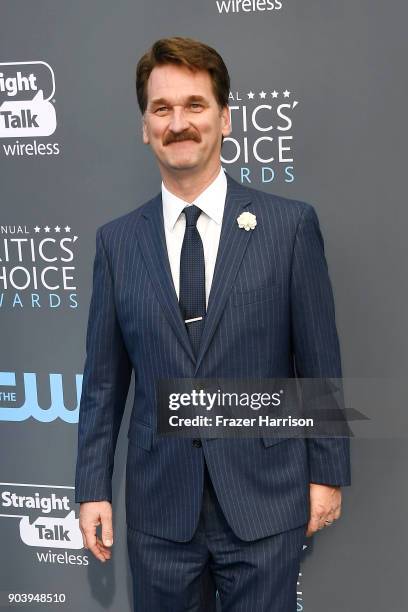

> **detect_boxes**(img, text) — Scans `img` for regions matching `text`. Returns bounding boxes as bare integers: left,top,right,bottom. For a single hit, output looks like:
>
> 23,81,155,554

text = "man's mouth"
168,139,196,145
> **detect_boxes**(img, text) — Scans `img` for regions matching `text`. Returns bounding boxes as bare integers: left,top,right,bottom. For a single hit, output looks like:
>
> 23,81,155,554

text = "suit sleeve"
75,227,132,503
290,204,351,486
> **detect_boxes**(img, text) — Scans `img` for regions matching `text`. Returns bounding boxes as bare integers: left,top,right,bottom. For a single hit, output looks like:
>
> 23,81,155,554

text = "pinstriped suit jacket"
75,171,351,542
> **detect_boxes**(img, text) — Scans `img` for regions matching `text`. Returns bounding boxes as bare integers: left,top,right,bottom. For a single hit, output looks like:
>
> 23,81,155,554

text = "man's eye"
190,103,202,109
155,106,168,113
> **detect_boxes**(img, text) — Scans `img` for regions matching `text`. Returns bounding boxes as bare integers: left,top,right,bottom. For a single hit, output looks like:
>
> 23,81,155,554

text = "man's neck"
161,164,222,204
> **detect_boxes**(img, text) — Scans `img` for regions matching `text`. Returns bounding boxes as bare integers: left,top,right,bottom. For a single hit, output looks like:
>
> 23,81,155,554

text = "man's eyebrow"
149,95,208,107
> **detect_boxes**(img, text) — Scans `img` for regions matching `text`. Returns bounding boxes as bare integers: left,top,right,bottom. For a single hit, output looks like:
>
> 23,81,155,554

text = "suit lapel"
135,194,196,365
193,173,253,374
134,173,254,372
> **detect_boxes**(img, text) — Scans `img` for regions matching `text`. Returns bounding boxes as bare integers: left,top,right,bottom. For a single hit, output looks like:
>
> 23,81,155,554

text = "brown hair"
136,37,230,115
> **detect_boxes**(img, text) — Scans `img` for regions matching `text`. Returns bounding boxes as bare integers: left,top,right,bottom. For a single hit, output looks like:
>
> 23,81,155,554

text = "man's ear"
142,118,149,144
221,105,232,137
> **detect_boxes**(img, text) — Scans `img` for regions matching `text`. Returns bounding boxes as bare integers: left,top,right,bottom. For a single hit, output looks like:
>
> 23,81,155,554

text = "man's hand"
306,483,342,537
79,501,114,562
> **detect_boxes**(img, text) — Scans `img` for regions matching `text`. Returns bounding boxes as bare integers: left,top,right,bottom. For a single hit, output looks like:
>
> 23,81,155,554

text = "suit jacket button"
192,439,202,448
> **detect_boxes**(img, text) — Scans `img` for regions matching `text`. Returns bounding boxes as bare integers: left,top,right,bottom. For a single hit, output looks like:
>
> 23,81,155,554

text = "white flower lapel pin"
237,211,257,231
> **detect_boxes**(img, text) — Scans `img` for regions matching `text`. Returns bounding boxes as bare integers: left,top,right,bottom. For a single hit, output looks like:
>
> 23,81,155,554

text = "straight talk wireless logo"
0,482,88,565
0,61,60,157
216,0,283,13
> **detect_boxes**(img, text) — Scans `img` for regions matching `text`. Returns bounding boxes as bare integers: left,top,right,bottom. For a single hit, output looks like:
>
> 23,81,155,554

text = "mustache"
164,131,201,145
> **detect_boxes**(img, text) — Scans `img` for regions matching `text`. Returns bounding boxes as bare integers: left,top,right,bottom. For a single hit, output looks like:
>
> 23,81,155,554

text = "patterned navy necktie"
179,204,206,358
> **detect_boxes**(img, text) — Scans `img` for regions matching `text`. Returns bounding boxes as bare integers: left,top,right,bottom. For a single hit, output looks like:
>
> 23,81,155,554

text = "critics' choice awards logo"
223,88,299,184
297,568,305,611
0,61,60,156
296,543,309,610
216,0,283,13
0,483,88,565
0,371,82,423
0,224,78,310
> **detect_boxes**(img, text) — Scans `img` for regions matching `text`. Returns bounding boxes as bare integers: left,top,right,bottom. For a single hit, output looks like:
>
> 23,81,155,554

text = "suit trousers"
127,457,306,612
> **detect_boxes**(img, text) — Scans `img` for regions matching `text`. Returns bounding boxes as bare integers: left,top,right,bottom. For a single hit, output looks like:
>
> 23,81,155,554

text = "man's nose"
168,107,190,133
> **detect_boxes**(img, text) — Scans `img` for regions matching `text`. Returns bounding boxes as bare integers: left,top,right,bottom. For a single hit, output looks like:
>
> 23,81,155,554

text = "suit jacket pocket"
262,436,291,448
232,284,279,307
128,420,153,451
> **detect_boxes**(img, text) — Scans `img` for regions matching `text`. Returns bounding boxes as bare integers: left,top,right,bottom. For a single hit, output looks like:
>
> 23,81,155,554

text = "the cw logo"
0,371,82,422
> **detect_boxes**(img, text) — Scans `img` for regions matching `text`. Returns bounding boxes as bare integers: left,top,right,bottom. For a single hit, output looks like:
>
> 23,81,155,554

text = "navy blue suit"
75,172,350,609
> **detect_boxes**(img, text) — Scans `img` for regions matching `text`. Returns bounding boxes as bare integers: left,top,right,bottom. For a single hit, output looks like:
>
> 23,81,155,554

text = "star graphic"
271,90,279,98
64,226,71,232
34,226,41,233
247,91,255,99
283,90,291,98
55,225,61,232
259,91,266,99
44,226,50,233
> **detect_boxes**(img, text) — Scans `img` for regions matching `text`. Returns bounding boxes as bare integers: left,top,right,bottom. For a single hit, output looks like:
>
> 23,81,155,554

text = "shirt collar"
162,166,227,231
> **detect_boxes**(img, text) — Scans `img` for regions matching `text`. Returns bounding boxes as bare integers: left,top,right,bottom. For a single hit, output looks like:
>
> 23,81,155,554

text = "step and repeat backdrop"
1,1,407,610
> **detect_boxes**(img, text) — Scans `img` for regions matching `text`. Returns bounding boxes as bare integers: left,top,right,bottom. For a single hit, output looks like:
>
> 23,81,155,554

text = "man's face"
142,63,231,175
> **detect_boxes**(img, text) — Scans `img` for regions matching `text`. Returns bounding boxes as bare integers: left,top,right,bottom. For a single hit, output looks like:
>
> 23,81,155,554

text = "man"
75,37,351,611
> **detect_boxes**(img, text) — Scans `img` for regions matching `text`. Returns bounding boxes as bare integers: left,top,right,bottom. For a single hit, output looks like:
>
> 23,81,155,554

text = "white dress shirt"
161,166,227,308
